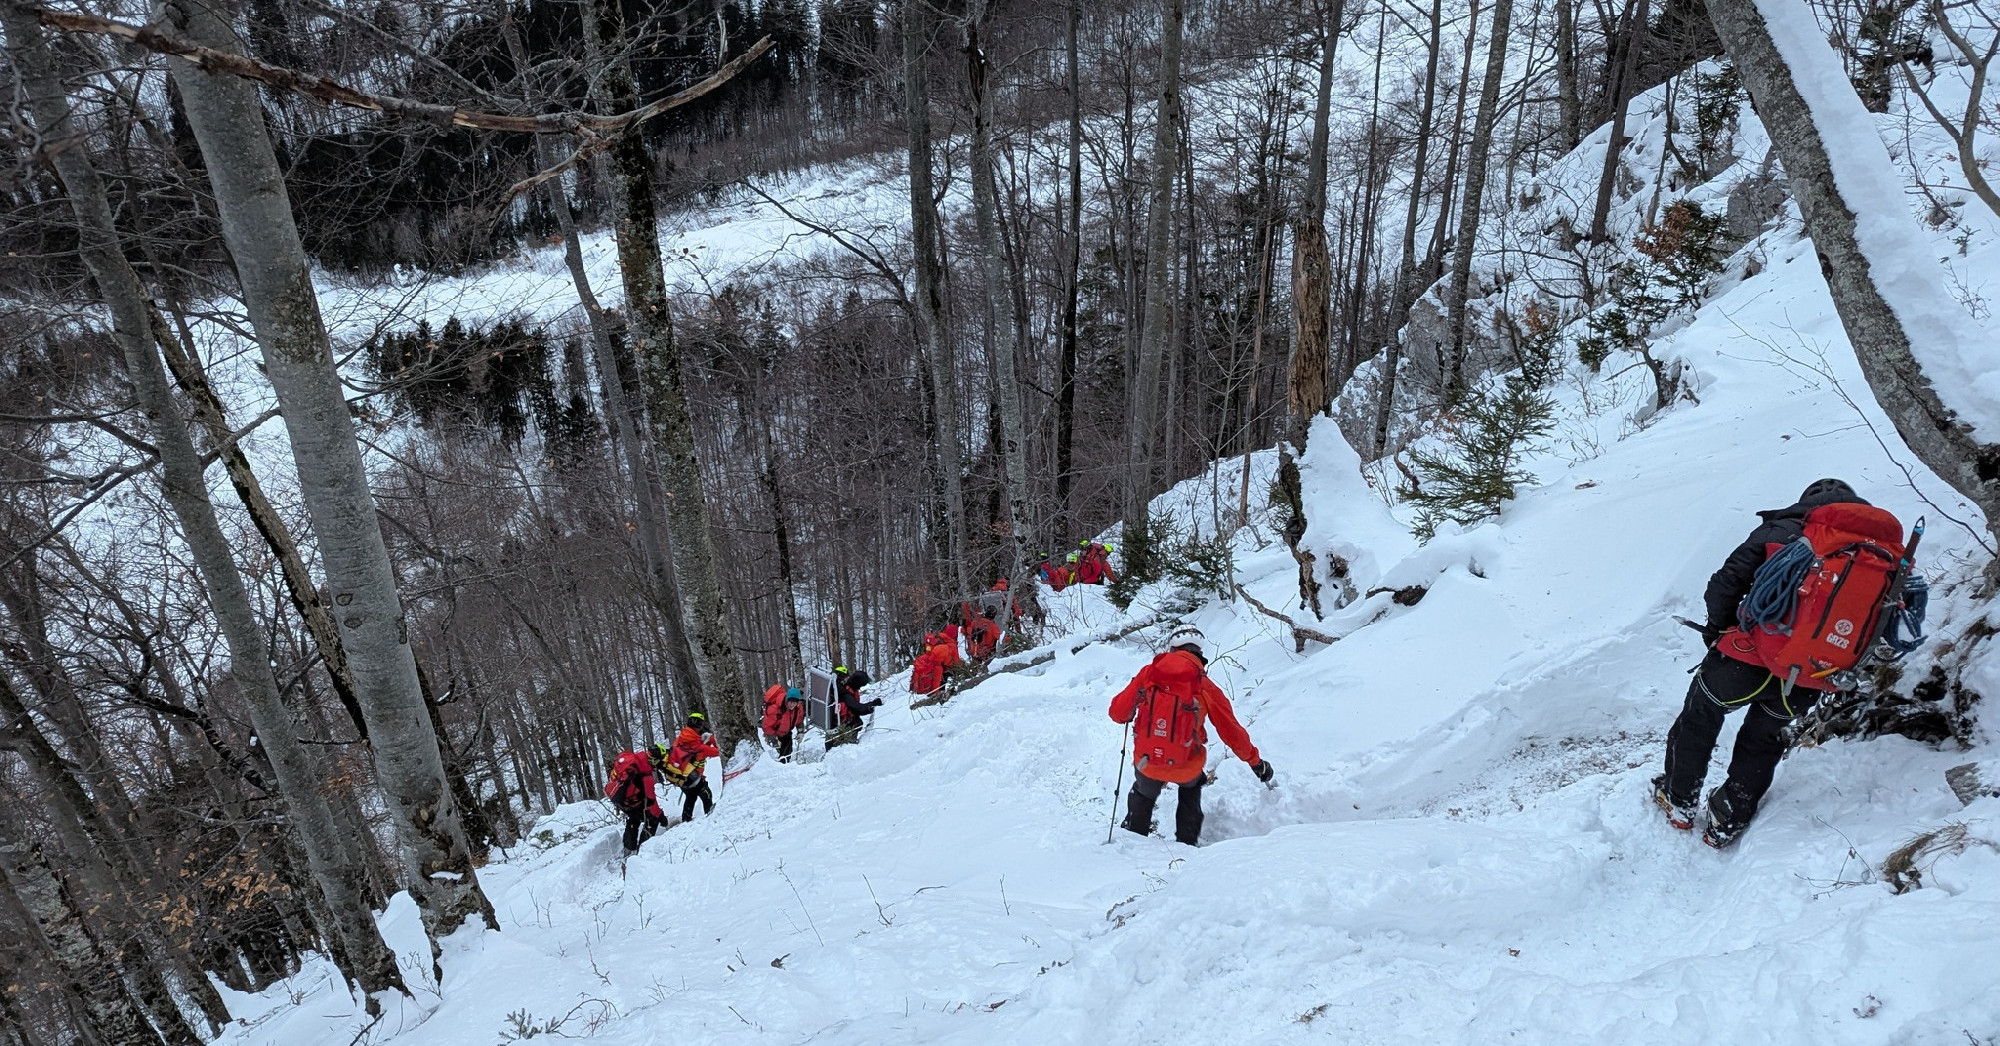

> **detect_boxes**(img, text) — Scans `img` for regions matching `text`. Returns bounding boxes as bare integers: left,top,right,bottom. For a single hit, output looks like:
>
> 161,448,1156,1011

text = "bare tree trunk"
0,676,204,1046
502,16,704,705
577,0,751,746
1443,0,1516,402
1339,9,1391,391
1121,0,1187,564
1704,0,2000,539
1555,0,1582,151
0,5,408,998
1379,0,1447,455
761,416,806,679
1425,0,1484,290
0,822,164,1046
905,0,971,602
1237,222,1277,522
964,2,1033,616
149,312,368,740
1589,0,1648,242
1056,0,1084,539
1287,0,1345,450
159,0,494,958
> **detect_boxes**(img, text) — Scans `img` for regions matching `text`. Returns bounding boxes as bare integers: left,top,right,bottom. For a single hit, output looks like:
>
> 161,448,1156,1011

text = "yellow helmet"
1066,552,1079,562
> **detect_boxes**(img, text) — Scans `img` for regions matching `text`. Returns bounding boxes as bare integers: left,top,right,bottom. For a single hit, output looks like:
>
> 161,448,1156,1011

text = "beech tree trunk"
1056,0,1084,537
965,2,1033,610
1444,0,1516,402
0,3,408,998
1703,0,2000,538
578,0,751,745
0,677,204,1046
1122,0,1186,561
159,0,494,958
1425,0,1484,289
905,0,971,602
1555,0,1582,151
503,16,705,703
0,823,164,1046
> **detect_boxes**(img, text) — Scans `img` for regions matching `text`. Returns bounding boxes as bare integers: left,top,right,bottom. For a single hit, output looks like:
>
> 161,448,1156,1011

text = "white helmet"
1164,625,1206,655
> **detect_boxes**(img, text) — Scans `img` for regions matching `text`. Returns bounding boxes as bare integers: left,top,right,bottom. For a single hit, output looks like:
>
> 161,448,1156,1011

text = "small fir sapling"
1576,200,1731,408
1403,305,1559,542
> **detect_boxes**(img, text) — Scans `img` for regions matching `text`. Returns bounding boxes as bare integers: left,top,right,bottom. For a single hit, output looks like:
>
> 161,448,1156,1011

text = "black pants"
622,809,664,853
769,731,794,762
1123,771,1206,845
680,778,714,822
1663,649,1819,820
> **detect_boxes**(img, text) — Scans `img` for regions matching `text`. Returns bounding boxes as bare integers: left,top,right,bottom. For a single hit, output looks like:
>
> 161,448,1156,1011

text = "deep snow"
194,7,2000,1044
213,222,2000,1041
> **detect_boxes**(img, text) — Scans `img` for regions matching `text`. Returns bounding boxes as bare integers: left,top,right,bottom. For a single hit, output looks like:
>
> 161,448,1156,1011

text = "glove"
1252,760,1275,783
1701,623,1724,648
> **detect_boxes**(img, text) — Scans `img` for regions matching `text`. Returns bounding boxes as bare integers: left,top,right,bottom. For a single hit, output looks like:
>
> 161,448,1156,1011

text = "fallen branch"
1234,583,1337,651
36,7,771,137
911,613,1168,709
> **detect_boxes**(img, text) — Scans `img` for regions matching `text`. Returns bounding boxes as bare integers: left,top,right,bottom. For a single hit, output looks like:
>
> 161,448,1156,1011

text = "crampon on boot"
1651,775,1697,831
1701,784,1755,849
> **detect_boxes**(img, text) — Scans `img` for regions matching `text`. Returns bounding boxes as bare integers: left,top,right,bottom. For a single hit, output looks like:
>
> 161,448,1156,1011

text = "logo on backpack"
1134,683,1206,772
1727,503,1911,693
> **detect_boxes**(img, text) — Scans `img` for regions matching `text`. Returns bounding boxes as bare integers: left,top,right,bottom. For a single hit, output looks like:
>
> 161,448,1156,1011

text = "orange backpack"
1725,503,1907,692
1134,678,1207,775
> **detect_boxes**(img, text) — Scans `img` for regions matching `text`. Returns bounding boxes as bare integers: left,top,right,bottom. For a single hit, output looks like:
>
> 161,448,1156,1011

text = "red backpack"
1134,675,1207,775
604,751,651,811
1725,503,1907,693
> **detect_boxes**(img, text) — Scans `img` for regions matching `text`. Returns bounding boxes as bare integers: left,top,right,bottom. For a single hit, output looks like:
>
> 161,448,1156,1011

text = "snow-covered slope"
206,16,2000,1045
216,212,2000,1043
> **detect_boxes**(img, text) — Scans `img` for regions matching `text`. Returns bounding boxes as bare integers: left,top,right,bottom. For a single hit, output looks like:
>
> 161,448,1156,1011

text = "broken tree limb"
910,612,1169,709
1234,583,1337,651
34,8,771,139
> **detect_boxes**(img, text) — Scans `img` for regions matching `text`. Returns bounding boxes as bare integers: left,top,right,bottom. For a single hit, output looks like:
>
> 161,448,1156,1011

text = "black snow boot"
1122,787,1158,838
1702,782,1758,849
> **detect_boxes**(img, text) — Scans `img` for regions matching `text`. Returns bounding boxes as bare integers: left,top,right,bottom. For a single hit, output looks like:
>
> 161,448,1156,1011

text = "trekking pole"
1106,720,1131,844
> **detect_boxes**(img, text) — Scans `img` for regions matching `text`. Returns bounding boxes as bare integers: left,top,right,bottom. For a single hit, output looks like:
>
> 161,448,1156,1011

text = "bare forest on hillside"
1,0,1993,1041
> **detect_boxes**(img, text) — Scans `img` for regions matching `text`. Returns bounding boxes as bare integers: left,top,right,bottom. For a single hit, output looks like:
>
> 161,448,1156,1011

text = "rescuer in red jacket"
605,745,668,854
760,684,806,762
667,712,722,822
1108,626,1272,845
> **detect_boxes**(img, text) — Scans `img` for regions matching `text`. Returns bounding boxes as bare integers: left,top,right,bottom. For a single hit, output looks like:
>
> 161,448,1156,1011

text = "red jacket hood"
1147,648,1207,686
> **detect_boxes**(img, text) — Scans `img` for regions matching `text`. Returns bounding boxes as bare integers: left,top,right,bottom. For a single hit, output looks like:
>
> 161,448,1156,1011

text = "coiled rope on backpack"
1736,538,1818,634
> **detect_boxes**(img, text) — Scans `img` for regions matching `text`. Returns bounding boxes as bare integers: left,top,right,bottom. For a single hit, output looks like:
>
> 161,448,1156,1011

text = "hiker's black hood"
1758,478,1867,522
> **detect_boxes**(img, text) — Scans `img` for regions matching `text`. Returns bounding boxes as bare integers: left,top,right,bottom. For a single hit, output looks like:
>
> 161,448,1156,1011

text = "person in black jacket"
1654,478,1866,847
826,667,882,749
